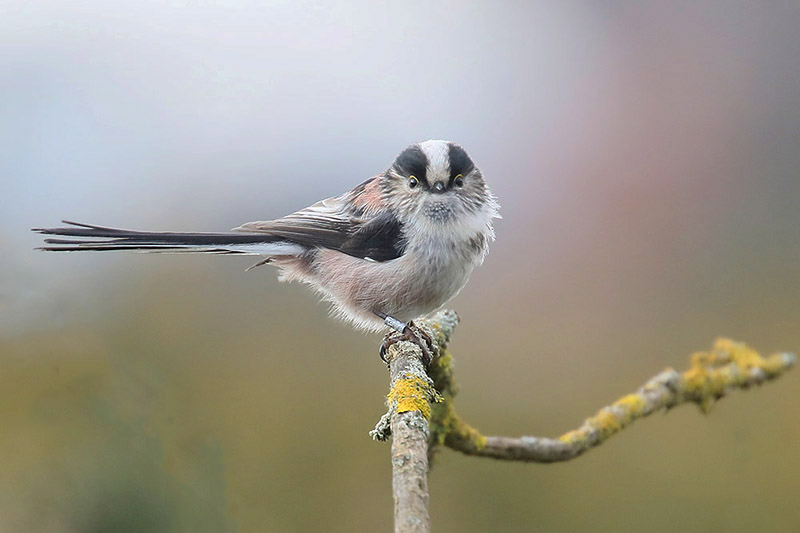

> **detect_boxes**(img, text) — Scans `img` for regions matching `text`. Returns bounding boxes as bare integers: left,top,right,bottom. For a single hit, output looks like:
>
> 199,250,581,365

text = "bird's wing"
233,178,406,262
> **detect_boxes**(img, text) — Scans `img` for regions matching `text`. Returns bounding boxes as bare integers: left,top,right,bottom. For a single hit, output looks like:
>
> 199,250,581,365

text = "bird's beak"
432,182,445,193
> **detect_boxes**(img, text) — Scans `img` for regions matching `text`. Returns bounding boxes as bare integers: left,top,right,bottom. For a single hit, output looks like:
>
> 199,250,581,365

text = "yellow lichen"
614,393,645,415
425,349,488,453
434,351,453,371
556,338,792,445
460,426,488,450
762,353,793,376
388,375,436,419
591,408,622,438
429,321,444,340
682,361,716,412
559,429,585,444
427,390,484,450
611,393,647,425
679,338,783,412
445,404,487,450
430,376,479,448
714,338,795,378
682,363,709,390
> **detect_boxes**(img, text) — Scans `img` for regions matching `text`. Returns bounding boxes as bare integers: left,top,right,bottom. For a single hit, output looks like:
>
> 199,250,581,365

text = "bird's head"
382,140,496,229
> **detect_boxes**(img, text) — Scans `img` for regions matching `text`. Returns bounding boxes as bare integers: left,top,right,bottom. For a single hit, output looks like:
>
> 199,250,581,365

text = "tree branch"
426,319,796,463
371,312,458,533
373,310,795,531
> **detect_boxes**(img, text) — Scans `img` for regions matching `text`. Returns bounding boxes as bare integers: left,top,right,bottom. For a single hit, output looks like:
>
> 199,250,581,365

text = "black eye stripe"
392,145,429,184
447,143,474,183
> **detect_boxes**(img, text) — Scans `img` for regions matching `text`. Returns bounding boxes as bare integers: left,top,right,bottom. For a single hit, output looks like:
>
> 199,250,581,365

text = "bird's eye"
454,174,464,187
408,176,419,188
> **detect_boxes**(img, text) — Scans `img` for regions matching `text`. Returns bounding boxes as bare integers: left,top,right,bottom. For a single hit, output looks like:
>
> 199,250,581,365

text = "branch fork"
373,310,796,532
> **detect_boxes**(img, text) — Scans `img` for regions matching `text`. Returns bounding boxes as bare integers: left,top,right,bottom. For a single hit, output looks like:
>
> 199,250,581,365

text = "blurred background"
2,1,799,531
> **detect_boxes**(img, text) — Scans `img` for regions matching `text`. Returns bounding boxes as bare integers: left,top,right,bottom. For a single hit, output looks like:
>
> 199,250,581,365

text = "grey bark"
385,340,433,533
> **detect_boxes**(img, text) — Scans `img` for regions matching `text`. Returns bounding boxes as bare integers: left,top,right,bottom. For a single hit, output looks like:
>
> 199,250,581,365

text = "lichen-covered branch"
373,310,795,532
373,334,433,531
426,322,796,463
371,311,459,533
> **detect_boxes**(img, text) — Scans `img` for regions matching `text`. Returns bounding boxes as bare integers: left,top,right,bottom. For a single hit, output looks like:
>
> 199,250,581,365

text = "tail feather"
32,220,304,256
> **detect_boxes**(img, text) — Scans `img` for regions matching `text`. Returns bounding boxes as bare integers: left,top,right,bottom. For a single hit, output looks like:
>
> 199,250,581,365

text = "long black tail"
32,220,290,255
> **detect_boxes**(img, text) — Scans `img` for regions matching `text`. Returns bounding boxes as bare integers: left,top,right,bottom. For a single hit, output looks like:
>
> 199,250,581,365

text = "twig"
427,330,796,463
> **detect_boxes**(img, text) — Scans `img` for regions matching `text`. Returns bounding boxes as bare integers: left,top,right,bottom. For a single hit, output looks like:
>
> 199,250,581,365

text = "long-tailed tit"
35,140,500,358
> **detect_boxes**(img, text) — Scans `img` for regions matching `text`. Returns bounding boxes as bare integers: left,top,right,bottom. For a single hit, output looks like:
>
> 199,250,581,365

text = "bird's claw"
379,321,435,367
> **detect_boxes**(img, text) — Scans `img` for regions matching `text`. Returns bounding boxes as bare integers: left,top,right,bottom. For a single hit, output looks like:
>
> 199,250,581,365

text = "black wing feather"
34,212,407,262
338,211,405,261
33,220,285,247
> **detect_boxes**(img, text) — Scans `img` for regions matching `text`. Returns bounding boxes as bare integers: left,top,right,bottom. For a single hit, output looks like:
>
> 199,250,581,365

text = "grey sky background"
4,2,799,336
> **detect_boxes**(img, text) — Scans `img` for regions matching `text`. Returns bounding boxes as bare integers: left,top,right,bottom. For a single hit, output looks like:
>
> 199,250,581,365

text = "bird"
34,140,500,361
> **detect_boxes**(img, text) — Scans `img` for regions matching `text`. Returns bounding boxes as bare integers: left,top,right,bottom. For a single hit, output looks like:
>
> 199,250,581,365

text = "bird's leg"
375,311,434,367
382,314,407,333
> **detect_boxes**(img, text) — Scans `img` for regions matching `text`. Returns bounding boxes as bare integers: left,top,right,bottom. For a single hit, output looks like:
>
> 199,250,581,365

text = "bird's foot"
379,321,435,367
